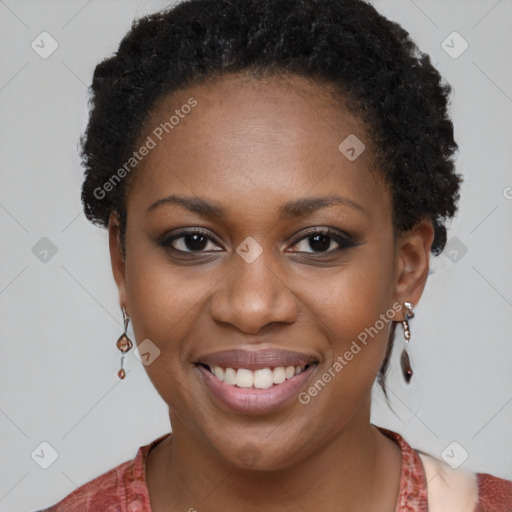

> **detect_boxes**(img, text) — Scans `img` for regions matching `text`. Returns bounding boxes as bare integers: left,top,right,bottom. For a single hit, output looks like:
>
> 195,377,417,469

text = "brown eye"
288,228,357,254
160,229,223,253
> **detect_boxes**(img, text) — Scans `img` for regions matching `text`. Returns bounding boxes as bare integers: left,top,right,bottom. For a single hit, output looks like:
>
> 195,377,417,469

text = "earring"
116,307,133,379
400,301,414,384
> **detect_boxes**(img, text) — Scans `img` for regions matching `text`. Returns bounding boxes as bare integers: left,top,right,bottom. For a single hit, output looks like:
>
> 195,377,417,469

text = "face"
109,73,433,470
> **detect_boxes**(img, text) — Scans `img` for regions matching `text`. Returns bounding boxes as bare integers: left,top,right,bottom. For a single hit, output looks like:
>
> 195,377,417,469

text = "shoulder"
417,451,479,511
38,433,171,512
40,461,138,512
475,472,512,512
39,458,136,512
418,451,512,512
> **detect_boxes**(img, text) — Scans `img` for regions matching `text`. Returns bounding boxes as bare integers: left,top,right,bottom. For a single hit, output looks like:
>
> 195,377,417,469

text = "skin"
108,73,434,511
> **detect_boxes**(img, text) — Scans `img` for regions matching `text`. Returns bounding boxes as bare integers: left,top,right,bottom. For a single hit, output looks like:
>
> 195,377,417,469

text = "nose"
208,250,298,335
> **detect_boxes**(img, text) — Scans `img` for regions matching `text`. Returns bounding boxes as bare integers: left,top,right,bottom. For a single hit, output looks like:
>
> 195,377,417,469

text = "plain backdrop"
0,0,511,510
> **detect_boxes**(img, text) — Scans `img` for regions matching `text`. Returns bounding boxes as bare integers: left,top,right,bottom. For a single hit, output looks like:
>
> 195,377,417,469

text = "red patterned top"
39,427,512,511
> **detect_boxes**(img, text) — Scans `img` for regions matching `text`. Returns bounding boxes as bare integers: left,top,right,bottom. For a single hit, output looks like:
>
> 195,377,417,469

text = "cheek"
309,245,394,335
123,246,203,359
123,251,207,411
303,246,396,384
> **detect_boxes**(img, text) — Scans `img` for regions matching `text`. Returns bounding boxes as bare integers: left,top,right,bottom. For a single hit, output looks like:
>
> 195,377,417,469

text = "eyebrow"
146,194,366,219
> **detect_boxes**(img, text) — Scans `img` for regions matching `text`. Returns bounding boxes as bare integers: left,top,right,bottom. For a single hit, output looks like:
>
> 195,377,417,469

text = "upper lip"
196,348,318,370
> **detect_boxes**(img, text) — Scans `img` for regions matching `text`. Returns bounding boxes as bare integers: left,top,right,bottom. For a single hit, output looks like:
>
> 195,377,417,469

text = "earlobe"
108,211,128,307
393,220,435,318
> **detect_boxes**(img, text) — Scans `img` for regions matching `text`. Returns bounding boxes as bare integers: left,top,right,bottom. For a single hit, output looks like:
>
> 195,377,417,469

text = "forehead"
126,72,390,223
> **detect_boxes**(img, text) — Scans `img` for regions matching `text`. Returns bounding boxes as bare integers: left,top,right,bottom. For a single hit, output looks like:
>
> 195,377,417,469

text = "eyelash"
159,227,358,256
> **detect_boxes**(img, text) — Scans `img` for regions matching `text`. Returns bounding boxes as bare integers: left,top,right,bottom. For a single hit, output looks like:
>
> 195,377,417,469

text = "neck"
146,406,401,512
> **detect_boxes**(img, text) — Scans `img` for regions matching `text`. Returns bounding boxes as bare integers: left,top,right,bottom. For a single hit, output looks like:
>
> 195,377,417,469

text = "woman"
39,0,512,510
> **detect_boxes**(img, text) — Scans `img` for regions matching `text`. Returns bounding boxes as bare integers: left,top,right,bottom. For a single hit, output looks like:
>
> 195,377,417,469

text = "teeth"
285,365,296,379
224,367,237,385
212,365,224,381
254,368,273,389
272,366,286,384
206,364,309,388
236,368,254,388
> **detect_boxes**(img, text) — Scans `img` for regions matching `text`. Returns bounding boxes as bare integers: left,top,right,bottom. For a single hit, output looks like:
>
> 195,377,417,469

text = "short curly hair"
80,0,462,398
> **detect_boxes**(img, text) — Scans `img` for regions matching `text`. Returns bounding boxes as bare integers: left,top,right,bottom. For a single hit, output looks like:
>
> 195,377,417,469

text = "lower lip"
197,365,316,415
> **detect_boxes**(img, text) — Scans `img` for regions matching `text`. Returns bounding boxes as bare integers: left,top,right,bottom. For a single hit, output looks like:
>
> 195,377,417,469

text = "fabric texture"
38,427,512,512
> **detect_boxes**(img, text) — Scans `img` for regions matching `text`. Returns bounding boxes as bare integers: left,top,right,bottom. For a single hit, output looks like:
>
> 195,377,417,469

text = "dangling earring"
116,307,133,379
400,301,414,384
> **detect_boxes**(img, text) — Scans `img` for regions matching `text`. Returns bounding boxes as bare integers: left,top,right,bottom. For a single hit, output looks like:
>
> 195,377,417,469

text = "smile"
194,349,319,414
200,364,310,389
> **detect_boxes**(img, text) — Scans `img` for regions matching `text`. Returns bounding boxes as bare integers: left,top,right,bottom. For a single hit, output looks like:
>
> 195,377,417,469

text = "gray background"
0,0,511,510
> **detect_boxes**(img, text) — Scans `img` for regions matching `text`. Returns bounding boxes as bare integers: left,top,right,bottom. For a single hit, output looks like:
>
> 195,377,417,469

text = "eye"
287,228,356,254
159,227,358,256
160,229,223,253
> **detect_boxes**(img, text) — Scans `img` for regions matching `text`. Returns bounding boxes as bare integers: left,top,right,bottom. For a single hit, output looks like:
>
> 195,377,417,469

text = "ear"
108,211,128,309
392,219,435,320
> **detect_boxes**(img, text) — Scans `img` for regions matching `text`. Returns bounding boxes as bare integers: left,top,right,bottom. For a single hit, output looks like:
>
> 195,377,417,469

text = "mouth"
196,362,313,389
194,349,319,414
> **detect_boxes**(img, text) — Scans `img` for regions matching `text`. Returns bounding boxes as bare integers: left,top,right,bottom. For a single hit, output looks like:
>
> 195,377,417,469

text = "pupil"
185,234,207,251
309,234,330,252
